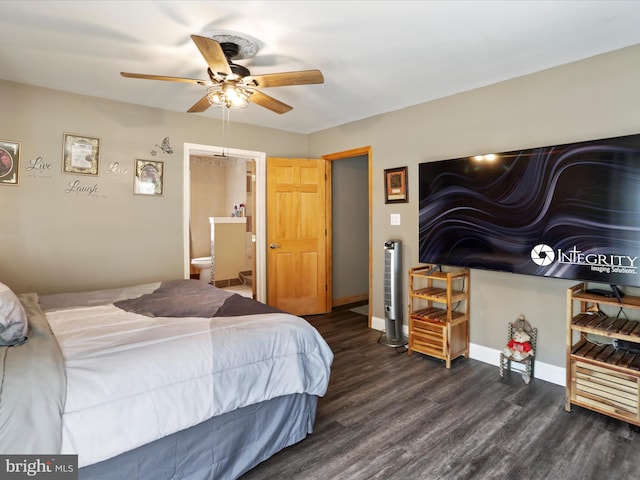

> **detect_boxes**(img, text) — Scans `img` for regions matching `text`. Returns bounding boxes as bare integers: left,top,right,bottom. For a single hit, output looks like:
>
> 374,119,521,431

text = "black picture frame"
384,166,408,203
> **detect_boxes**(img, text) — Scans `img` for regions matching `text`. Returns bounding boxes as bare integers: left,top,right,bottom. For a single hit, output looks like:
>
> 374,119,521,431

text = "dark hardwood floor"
240,306,640,480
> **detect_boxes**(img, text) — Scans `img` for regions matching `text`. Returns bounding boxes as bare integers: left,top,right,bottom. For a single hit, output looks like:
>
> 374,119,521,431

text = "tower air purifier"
382,240,408,347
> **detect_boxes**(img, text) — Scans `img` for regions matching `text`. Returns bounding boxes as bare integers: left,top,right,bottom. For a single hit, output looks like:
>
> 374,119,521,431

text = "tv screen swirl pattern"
418,133,640,287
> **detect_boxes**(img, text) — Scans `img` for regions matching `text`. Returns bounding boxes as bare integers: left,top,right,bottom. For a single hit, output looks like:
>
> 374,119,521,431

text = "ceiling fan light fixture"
207,84,250,109
121,33,320,114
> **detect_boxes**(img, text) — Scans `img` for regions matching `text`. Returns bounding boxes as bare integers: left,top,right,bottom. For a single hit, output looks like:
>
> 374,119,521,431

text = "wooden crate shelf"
408,265,469,368
566,283,640,426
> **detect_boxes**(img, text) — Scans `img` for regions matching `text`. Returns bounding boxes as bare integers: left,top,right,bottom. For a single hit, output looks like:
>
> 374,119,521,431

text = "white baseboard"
470,343,566,386
371,315,566,387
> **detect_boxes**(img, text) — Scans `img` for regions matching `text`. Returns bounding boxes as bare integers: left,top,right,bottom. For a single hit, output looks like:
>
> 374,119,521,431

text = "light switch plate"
390,213,401,226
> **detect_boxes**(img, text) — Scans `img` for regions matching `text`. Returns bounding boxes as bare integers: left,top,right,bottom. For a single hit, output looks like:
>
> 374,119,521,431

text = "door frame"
323,146,372,326
182,143,267,302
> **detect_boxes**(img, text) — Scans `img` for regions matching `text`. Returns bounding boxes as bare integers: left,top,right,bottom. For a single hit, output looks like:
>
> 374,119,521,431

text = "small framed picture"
134,159,164,196
0,139,20,185
62,133,100,175
384,166,408,203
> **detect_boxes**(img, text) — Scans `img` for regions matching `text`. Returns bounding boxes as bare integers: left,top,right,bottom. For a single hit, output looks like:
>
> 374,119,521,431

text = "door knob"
269,243,281,249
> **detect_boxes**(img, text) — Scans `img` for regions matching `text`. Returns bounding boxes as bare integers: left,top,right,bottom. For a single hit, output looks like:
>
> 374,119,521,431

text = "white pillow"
0,282,28,346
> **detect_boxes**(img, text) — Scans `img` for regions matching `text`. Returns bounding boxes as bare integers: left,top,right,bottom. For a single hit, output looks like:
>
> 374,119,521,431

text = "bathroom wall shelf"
212,217,246,224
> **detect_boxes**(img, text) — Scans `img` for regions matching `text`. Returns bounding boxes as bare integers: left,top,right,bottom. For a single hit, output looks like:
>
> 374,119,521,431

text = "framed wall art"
384,166,408,203
62,133,100,175
0,139,20,185
134,159,164,196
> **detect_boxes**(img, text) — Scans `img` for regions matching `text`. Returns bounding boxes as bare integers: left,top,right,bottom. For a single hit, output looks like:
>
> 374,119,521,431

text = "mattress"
2,279,333,475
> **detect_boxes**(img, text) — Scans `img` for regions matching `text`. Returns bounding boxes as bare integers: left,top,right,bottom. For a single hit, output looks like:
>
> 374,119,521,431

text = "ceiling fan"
121,33,324,114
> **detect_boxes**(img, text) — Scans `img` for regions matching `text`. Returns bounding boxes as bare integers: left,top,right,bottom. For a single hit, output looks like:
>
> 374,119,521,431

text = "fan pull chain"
221,107,231,157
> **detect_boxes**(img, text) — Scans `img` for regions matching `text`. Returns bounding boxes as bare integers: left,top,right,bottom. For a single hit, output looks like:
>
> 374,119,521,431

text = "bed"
0,279,333,479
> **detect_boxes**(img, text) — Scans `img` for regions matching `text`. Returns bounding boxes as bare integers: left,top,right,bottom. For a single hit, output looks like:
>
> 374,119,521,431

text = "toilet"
191,257,213,283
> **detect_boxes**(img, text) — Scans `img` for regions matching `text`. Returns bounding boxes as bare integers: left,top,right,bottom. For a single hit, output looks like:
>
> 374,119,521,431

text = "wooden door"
267,157,329,315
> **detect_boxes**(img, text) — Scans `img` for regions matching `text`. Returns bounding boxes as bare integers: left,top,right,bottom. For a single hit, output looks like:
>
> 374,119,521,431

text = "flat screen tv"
418,133,640,288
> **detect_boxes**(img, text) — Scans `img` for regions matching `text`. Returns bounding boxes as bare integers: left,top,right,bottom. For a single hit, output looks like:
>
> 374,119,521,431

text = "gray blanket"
0,293,66,454
114,280,283,318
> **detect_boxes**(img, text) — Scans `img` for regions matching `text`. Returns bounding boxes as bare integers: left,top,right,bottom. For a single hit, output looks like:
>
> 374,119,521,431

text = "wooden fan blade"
187,94,212,113
190,35,232,76
248,89,292,114
245,70,324,88
121,72,208,85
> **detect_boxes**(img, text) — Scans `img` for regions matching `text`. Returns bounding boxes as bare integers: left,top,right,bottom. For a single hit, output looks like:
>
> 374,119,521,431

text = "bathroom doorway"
183,143,267,302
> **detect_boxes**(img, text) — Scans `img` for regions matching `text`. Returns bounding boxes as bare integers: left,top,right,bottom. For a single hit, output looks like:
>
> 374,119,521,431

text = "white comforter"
46,304,333,468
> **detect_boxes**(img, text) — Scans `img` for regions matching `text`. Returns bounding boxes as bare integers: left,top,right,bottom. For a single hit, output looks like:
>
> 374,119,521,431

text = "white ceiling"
2,1,640,134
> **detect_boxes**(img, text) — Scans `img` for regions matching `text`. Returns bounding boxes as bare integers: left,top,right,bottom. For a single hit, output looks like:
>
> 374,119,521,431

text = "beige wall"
0,80,307,295
3,44,640,369
189,160,226,258
189,158,249,259
309,44,640,367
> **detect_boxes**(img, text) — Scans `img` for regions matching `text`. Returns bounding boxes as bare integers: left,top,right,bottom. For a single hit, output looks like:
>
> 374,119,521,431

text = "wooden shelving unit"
566,283,640,425
407,265,470,368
